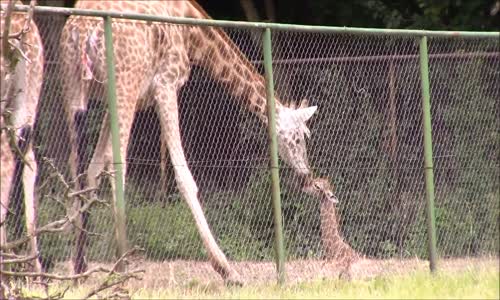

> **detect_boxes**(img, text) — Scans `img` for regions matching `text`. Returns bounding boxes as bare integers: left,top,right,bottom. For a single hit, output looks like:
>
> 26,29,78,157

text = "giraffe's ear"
294,105,318,123
278,105,317,137
292,105,317,138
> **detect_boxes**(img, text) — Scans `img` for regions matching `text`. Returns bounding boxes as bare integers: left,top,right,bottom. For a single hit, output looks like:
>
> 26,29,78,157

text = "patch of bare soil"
55,256,498,289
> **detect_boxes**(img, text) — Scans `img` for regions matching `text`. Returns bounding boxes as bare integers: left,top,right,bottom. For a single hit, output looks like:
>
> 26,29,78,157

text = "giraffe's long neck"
320,201,357,262
184,2,280,123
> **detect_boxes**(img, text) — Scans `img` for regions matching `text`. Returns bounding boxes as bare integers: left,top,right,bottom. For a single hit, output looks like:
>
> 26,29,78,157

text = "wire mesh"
269,30,499,281
1,9,498,288
271,31,429,280
428,36,499,262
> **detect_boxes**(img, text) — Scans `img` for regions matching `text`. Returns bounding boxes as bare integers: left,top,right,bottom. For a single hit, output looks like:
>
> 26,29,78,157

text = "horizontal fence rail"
5,4,500,37
251,52,500,65
1,3,499,289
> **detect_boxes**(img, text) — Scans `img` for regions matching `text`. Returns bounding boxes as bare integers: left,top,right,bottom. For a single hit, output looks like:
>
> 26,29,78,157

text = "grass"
21,266,499,299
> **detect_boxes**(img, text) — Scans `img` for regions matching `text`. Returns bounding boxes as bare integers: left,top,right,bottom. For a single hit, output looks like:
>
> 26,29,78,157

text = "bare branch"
68,187,98,199
28,281,70,300
1,247,144,280
1,157,111,248
1,236,31,251
1,278,69,300
0,150,142,300
109,246,144,275
83,271,142,300
1,252,144,300
0,252,26,259
69,215,105,237
1,0,37,40
0,253,38,264
45,195,67,210
1,0,15,59
41,158,71,191
43,286,70,300
7,39,31,62
1,193,107,251
1,266,108,280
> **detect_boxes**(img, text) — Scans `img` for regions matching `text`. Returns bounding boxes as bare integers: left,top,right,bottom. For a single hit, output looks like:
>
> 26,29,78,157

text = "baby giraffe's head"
302,176,339,204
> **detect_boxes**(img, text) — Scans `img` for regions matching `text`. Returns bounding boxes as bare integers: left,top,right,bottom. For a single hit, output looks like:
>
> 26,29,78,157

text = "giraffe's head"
303,176,339,204
276,99,317,175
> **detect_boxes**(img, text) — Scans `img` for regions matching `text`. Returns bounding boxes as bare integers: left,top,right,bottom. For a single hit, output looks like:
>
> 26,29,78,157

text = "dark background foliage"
31,0,500,30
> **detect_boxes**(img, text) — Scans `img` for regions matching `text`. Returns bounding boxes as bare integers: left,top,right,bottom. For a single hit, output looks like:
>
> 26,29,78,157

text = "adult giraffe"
59,0,318,283
0,0,43,273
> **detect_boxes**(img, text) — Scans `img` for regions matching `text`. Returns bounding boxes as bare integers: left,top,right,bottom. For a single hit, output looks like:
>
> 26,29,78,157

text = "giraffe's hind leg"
21,142,42,273
71,111,112,275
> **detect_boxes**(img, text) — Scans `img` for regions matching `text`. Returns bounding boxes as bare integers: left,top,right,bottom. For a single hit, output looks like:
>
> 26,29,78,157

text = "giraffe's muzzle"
325,190,339,204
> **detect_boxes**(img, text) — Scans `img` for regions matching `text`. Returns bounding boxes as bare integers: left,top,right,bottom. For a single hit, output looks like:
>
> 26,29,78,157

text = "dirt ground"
56,256,498,289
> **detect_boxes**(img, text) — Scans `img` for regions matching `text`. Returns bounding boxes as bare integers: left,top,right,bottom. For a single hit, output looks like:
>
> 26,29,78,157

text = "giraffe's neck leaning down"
187,25,282,124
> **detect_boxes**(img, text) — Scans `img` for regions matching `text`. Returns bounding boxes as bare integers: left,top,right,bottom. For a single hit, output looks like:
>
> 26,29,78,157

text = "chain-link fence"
1,6,499,287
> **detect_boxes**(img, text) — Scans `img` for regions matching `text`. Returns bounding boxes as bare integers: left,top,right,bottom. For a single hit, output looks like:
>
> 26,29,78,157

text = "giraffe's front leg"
155,85,243,286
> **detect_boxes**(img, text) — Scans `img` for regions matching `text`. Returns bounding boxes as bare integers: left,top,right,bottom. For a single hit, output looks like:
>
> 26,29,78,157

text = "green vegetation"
21,267,500,299
36,170,323,265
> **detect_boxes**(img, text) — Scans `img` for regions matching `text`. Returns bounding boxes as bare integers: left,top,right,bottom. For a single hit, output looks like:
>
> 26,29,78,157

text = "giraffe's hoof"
224,270,244,287
339,270,353,281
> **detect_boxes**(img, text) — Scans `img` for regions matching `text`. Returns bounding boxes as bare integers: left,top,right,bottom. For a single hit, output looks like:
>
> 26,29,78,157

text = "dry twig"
0,253,38,265
1,247,144,299
0,156,144,299
0,191,106,251
83,247,145,300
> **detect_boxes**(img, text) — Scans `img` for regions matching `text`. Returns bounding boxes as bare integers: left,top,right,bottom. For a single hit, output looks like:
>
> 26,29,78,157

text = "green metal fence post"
263,27,286,285
419,35,438,273
104,16,128,270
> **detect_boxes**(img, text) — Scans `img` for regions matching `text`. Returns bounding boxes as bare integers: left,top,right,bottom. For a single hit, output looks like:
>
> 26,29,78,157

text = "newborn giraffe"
302,176,339,204
303,175,360,279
